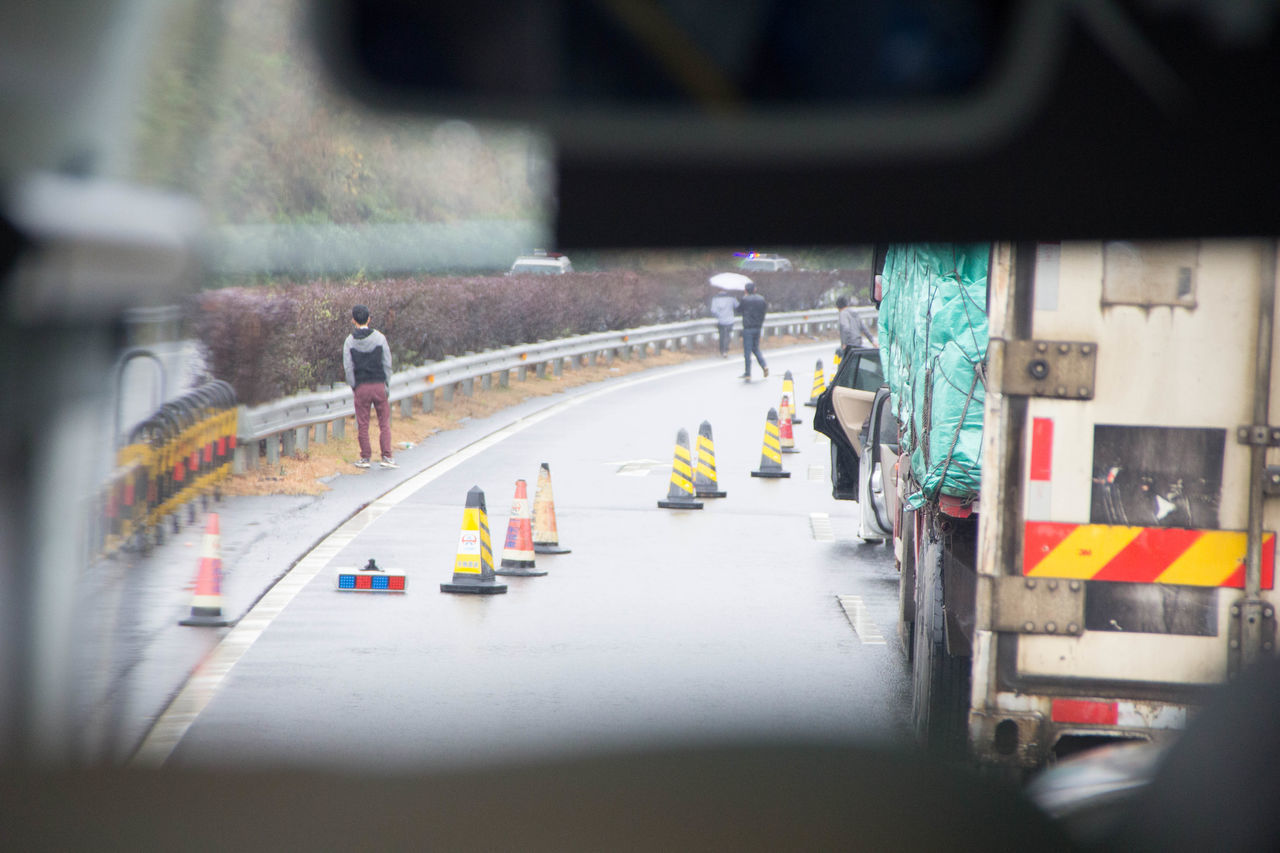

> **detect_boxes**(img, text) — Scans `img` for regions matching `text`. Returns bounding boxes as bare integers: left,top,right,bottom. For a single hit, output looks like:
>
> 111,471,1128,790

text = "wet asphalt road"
125,342,911,771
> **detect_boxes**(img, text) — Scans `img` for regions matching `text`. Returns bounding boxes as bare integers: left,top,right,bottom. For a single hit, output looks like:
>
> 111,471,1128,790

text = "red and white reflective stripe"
1027,417,1053,519
1050,698,1188,730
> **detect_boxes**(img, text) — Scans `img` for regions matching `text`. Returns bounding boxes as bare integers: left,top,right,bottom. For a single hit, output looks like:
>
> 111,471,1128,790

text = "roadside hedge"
194,270,841,404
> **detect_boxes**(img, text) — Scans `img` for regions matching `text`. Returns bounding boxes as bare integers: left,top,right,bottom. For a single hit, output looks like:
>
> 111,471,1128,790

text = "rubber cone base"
534,544,571,554
441,581,508,594
658,497,704,509
804,400,818,407
751,470,792,479
495,566,548,577
790,415,804,425
781,446,801,454
179,609,232,627
696,488,727,498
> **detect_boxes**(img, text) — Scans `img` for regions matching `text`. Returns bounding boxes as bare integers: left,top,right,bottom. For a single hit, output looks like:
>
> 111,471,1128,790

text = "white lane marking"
133,342,839,767
809,512,834,541
611,459,668,476
837,595,886,645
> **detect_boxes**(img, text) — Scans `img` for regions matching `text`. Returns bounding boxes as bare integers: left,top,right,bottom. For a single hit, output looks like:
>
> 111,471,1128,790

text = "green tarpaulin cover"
879,244,989,510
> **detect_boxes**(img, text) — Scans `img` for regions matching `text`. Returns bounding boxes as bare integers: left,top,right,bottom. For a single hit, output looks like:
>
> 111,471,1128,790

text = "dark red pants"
354,382,392,460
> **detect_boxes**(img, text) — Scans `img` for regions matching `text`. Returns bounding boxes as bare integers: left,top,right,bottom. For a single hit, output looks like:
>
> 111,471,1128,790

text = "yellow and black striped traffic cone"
658,428,704,509
496,479,546,577
531,462,571,554
805,359,826,407
751,409,792,479
441,486,508,594
779,397,800,454
693,420,726,498
782,370,802,424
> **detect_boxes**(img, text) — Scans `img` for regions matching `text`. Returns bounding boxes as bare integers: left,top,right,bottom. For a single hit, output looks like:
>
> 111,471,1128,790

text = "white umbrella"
709,272,752,291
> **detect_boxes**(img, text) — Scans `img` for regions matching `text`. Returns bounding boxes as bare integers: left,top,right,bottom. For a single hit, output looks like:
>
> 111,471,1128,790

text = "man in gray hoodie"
343,304,395,469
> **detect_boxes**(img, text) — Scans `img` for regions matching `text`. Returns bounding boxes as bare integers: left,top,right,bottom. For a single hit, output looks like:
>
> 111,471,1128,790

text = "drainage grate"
809,512,834,541
837,595,886,644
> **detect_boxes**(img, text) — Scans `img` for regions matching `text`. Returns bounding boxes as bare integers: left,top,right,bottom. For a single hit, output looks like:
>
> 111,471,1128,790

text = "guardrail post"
314,422,327,444
639,343,649,359
537,362,548,379
517,365,527,381
481,373,492,391
498,370,509,389
442,383,455,402
400,395,413,417
295,426,309,454
553,358,563,377
333,416,346,439
420,389,434,412
463,378,474,397
266,435,281,467
281,429,296,458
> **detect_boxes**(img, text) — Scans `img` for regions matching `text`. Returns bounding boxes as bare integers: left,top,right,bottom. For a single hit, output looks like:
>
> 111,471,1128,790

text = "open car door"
814,346,884,500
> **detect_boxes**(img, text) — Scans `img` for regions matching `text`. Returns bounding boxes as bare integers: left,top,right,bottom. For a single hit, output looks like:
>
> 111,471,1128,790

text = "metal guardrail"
234,307,866,472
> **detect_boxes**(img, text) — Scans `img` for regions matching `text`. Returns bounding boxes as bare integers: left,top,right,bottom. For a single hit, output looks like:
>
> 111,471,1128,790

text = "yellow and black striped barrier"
658,427,704,509
96,380,237,557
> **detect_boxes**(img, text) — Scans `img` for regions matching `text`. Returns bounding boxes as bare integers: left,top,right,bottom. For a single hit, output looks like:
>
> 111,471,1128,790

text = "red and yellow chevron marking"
1024,522,1275,589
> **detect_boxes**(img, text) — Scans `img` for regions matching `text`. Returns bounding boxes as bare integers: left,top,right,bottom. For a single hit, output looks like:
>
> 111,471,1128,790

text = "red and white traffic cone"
496,479,546,577
179,513,231,626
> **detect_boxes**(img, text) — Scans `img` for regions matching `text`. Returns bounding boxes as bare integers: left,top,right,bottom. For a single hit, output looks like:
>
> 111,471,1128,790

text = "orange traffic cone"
496,479,546,577
441,486,508,594
179,513,231,626
532,462,570,554
658,428,704,509
779,397,800,454
782,370,802,424
751,409,791,478
805,359,826,407
693,420,726,498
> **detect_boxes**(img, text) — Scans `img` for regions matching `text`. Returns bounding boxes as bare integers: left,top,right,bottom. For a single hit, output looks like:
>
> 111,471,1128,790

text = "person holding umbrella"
709,287,739,357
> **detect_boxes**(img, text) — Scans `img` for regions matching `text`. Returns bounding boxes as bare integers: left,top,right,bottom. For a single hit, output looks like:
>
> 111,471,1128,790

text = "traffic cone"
441,486,508,594
531,462,571,554
693,420,727,498
496,479,546,577
805,359,826,407
782,370,802,424
751,409,792,478
658,428,704,509
779,397,800,454
179,513,231,626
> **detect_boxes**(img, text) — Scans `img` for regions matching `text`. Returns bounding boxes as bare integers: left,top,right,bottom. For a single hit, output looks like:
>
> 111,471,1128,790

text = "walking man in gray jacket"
343,304,395,469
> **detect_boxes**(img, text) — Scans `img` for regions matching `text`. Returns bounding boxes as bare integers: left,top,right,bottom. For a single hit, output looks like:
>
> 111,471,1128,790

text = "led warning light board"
335,572,407,592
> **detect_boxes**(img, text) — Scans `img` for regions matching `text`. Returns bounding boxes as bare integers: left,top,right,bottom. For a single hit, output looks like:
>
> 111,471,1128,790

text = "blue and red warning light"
336,572,406,592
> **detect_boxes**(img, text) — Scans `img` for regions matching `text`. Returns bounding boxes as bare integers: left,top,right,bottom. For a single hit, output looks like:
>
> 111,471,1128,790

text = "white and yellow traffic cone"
496,479,546,577
441,486,508,594
658,428,704,509
805,359,826,407
782,370,802,424
693,420,726,498
532,462,571,554
179,513,231,626
751,409,792,479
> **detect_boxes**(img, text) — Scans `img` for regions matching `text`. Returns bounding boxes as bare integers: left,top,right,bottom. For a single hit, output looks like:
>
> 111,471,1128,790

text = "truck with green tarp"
864,240,1280,771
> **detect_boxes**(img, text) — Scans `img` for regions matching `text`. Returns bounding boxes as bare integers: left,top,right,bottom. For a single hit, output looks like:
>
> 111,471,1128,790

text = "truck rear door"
973,240,1280,767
